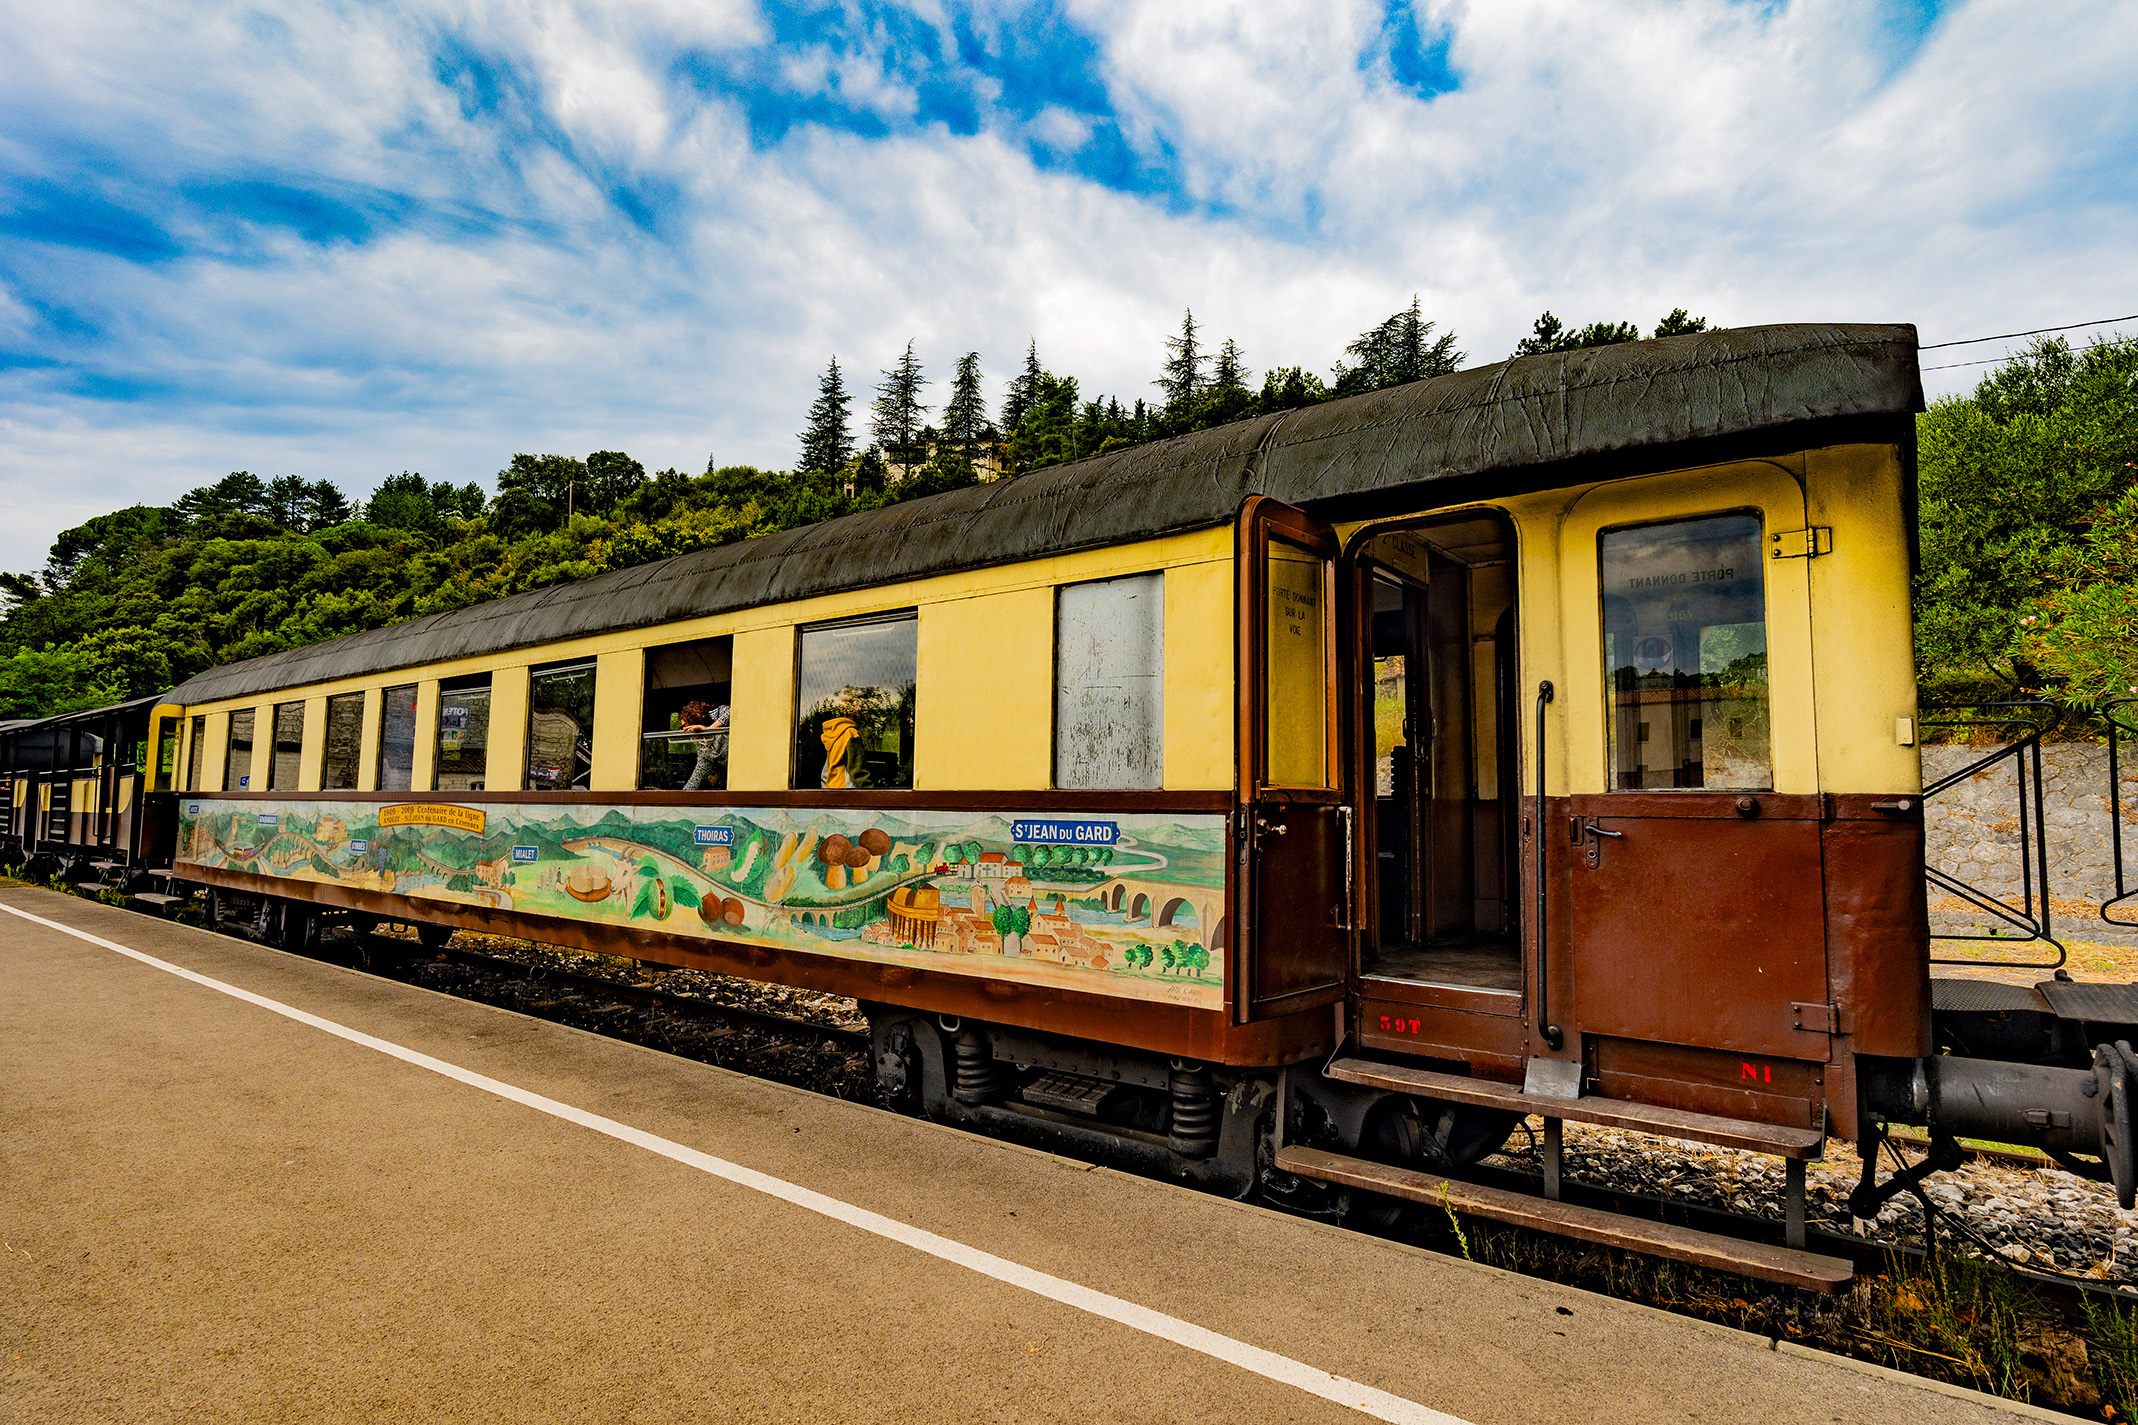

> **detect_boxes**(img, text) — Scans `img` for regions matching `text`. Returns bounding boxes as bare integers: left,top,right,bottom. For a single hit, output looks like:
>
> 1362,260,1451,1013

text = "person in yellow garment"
819,715,867,789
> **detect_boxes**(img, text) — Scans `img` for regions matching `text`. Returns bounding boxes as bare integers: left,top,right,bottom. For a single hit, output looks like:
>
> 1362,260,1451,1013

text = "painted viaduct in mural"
177,799,1229,1009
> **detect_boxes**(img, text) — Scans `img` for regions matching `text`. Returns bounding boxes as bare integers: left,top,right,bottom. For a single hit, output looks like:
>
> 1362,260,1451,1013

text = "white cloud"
1,0,2134,577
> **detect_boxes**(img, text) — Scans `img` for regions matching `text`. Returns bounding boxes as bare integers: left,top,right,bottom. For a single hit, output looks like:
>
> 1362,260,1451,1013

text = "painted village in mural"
177,799,1229,1008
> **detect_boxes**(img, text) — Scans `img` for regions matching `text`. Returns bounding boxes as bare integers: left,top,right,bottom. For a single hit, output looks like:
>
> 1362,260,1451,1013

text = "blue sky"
2,0,2134,574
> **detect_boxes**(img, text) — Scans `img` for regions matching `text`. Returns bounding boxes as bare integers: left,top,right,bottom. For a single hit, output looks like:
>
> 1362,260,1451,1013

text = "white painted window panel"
1055,573,1164,790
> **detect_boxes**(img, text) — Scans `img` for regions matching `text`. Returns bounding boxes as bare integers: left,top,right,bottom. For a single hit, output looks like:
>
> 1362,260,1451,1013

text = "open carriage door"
1237,497,1351,1021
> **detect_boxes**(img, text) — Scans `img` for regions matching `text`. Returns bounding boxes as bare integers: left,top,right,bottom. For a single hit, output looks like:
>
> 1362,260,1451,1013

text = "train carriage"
23,322,2135,1289
1,694,178,893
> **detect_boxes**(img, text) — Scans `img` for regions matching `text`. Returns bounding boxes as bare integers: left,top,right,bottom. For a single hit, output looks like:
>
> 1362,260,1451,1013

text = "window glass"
1370,576,1409,799
223,709,255,791
186,715,205,792
642,638,732,790
794,615,916,790
377,685,417,791
527,661,596,791
1264,539,1329,787
1600,513,1771,790
154,718,180,792
1055,573,1163,789
435,677,491,791
323,693,364,790
268,701,304,790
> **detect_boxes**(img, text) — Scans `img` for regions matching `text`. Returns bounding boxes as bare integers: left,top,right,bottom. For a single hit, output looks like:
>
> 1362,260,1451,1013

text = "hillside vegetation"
6,321,2128,725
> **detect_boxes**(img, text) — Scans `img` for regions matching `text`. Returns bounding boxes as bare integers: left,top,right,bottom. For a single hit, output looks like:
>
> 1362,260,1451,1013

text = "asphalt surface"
0,885,2057,1424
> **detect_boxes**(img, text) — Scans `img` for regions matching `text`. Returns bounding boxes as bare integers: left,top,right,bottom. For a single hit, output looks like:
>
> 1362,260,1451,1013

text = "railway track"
402,938,872,1051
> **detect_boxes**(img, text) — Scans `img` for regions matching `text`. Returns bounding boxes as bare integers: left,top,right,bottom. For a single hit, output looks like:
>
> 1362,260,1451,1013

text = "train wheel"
276,904,321,956
416,923,453,951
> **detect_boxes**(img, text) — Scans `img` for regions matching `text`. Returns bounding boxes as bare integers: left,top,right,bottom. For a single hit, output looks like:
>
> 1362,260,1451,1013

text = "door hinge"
1790,1001,1848,1035
1770,527,1833,560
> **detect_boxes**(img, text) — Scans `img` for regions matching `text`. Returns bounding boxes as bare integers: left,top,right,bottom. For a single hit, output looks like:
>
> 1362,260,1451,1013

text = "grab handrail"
1534,680,1562,1050
2108,698,2137,927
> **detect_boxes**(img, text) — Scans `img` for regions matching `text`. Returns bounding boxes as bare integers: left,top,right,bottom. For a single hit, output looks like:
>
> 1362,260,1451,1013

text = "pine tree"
943,351,988,458
871,340,929,468
1651,308,1710,339
1212,337,1249,392
1155,310,1205,411
1511,310,1641,359
1332,296,1462,394
798,357,855,474
1001,340,1042,431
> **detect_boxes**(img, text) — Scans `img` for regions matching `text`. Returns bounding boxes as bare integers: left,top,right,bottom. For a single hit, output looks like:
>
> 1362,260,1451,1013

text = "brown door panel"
1247,800,1349,1013
1565,797,1830,1060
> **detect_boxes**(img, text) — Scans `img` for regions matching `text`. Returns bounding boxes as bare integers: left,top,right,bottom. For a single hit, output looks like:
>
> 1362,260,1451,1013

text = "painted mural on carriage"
177,798,1229,1008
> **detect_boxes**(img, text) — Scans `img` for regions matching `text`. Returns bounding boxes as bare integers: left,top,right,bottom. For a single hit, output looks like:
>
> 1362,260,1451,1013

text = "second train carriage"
22,322,2138,1286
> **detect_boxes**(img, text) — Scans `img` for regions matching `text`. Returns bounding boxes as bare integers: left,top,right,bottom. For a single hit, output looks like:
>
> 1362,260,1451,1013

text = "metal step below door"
1274,1144,1852,1292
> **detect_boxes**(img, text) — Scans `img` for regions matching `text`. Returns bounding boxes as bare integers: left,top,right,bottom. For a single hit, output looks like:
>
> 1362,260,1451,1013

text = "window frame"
1595,508,1770,794
223,708,255,792
1052,571,1165,791
1554,462,1816,797
267,700,305,791
790,609,919,791
322,691,366,791
526,658,598,792
433,673,494,792
376,684,419,791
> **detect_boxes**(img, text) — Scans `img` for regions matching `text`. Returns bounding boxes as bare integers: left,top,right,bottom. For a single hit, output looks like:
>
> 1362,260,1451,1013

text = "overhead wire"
1916,311,2138,374
1921,313,2138,349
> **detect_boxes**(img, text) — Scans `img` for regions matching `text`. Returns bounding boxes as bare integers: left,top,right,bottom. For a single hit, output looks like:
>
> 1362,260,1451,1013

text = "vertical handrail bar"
2108,698,2137,926
1534,681,1561,1050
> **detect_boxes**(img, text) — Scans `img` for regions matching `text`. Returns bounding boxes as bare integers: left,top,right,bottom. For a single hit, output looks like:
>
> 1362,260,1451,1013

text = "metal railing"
1919,701,2066,970
2107,697,2138,929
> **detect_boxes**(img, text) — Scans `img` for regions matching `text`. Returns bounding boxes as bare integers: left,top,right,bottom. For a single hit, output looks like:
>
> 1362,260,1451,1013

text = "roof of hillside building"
166,322,1922,705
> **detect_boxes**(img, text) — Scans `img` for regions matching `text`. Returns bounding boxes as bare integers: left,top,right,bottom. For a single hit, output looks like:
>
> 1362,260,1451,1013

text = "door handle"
1581,820,1622,869
1586,823,1623,839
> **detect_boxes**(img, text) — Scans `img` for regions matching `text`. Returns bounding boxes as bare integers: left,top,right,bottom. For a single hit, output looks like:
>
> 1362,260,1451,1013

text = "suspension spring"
1168,1062,1220,1158
951,1025,1003,1105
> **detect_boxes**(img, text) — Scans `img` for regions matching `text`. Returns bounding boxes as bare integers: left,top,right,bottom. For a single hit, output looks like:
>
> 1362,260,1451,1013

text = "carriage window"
267,701,304,790
434,675,491,791
1600,513,1771,791
527,660,596,791
377,684,418,791
186,715,205,792
1265,539,1329,787
642,637,732,791
1055,573,1163,790
223,709,255,791
323,692,364,790
794,614,916,790
154,719,179,792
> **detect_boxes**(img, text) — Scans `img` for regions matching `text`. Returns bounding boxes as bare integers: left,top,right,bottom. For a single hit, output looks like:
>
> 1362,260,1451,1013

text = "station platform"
0,885,2056,1425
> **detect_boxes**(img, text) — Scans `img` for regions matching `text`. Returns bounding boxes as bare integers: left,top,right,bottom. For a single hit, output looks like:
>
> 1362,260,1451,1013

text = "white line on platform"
3,899,1471,1425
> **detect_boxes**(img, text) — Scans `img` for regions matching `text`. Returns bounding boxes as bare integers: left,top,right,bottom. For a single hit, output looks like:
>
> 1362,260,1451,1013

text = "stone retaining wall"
1922,742,2138,941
